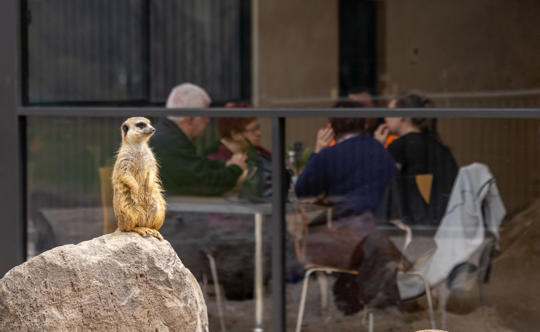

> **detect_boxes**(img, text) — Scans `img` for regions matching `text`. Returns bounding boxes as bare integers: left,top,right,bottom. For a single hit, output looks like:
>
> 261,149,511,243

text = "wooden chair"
98,166,116,234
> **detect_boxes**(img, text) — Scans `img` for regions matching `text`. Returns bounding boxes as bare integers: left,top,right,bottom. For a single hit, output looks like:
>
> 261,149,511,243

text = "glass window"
254,0,540,108
27,0,148,103
149,0,251,103
27,115,274,331
285,116,540,331
26,0,250,105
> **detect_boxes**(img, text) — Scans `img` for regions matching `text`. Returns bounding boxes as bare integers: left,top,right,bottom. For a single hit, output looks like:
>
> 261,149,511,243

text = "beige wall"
438,119,540,212
252,0,540,212
382,0,540,97
382,0,540,212
255,0,339,150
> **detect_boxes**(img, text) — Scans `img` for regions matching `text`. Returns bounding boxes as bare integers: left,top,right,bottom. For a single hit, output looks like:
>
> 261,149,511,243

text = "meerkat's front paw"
152,230,164,241
132,227,153,238
132,227,164,240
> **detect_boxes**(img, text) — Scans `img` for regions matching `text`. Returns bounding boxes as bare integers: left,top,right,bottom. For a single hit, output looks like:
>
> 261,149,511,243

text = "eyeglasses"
243,124,261,133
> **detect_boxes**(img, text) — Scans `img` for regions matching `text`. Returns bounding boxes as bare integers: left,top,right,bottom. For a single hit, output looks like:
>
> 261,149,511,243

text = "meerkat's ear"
122,124,129,135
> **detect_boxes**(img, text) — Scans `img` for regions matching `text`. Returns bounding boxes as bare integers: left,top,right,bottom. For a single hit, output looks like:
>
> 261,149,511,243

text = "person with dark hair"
324,100,378,148
374,93,459,226
295,113,398,232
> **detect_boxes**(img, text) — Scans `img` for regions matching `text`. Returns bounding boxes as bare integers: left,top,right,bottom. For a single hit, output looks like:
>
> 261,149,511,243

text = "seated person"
295,117,398,235
206,116,273,198
374,93,459,226
150,83,247,196
327,100,379,147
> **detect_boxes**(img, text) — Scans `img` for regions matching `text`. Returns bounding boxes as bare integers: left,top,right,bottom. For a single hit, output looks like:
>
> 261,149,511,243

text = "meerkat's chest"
119,149,156,181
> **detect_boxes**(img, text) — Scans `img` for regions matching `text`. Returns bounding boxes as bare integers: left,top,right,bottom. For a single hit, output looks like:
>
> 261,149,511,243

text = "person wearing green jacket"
150,83,247,196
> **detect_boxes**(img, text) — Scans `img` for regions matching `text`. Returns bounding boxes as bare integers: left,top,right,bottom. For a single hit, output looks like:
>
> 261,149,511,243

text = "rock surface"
0,232,208,332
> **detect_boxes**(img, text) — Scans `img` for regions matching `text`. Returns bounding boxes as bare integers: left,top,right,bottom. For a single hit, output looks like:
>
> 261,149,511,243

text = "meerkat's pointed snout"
146,125,156,135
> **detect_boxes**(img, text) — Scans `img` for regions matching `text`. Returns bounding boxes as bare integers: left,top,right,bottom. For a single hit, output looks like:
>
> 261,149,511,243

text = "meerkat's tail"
132,226,164,240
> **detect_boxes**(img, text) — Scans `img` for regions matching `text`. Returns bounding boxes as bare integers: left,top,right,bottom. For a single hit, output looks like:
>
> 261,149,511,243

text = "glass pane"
27,115,274,331
254,0,540,108
26,0,250,105
27,0,148,103
285,116,540,331
149,0,250,104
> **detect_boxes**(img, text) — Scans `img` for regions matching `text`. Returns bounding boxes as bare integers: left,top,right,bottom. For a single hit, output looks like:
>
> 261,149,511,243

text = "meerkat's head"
121,117,155,144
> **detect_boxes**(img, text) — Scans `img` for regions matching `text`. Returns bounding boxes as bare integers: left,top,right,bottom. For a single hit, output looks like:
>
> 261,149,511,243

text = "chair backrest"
415,174,433,204
98,166,115,234
376,173,436,226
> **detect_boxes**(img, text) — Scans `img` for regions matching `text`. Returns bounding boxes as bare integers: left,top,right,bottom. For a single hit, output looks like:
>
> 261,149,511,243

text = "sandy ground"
25,198,540,331
203,200,540,332
205,277,517,332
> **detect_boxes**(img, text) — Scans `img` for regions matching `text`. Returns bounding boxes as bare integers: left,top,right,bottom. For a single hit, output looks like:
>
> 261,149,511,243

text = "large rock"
0,232,208,332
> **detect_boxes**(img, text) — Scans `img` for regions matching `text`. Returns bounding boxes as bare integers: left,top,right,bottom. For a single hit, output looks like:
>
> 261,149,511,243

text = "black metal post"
271,117,286,332
0,0,25,277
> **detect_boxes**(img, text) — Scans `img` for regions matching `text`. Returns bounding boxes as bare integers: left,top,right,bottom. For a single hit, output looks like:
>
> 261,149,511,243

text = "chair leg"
408,272,437,329
368,311,374,332
438,284,448,331
316,271,329,312
206,252,227,332
478,276,491,332
202,273,209,299
295,269,317,332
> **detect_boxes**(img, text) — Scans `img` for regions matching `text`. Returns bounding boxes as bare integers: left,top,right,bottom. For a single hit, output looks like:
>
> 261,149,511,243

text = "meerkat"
112,117,166,240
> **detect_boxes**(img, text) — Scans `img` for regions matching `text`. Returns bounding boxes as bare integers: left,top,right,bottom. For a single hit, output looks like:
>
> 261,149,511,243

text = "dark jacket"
295,135,398,220
206,141,274,199
379,132,459,226
150,118,242,196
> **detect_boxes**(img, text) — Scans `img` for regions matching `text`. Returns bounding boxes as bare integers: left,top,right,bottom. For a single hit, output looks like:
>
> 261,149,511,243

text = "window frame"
3,1,540,331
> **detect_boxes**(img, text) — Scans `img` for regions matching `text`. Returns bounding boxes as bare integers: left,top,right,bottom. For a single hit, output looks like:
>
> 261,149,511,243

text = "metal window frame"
3,1,540,332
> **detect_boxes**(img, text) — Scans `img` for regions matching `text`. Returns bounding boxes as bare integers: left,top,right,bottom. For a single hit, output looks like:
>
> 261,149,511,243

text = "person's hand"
374,123,390,145
315,125,334,153
227,153,247,170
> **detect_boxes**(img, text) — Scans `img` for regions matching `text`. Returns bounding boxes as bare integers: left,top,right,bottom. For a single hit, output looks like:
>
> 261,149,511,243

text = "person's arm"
155,139,244,196
315,125,334,153
294,152,328,198
170,151,243,196
374,123,390,145
387,139,404,171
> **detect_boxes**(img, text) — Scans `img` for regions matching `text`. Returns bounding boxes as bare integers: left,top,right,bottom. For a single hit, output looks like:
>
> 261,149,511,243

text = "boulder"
0,232,208,332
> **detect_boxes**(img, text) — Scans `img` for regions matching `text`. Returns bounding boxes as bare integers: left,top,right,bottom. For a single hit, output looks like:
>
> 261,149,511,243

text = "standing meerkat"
112,117,166,240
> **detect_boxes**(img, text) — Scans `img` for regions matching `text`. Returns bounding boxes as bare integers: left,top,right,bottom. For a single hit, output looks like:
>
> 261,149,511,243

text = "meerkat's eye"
136,122,146,129
122,124,129,134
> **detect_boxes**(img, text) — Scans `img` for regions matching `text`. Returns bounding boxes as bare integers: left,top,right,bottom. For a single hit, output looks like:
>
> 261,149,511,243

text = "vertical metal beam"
0,0,25,276
271,117,285,332
250,0,260,107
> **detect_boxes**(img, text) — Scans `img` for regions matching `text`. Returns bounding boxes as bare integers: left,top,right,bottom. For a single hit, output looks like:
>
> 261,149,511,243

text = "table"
167,196,273,332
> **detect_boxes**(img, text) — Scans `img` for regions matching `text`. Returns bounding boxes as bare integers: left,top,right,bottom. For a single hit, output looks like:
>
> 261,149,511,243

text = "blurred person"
295,116,398,234
374,93,458,225
150,83,247,196
325,100,378,148
347,87,375,107
206,115,273,198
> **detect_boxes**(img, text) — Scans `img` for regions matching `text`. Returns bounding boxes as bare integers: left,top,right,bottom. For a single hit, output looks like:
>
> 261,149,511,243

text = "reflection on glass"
27,0,148,103
27,116,275,331
26,0,249,105
286,117,540,331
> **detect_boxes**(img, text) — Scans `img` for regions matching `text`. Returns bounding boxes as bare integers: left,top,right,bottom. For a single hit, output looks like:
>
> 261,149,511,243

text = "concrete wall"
382,0,540,97
254,0,338,150
252,0,540,212
382,0,540,211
